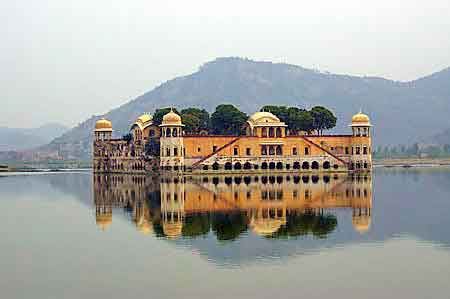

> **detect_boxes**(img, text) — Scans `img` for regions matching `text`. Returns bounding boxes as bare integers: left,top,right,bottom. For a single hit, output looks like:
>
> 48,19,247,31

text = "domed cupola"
351,111,371,127
161,109,183,126
350,110,372,137
245,111,287,137
95,118,113,131
94,118,113,141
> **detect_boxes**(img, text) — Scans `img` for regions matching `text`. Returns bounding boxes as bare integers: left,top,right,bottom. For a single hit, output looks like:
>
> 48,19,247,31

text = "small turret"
94,118,113,141
159,109,185,171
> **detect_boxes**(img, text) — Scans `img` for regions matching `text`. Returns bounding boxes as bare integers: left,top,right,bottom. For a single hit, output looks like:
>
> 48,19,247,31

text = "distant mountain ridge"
0,123,68,151
44,57,450,159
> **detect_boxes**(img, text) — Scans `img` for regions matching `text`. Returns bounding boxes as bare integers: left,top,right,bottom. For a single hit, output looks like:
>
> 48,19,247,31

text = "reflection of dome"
351,111,371,126
162,221,183,239
137,217,153,235
162,110,182,125
250,217,286,236
352,215,371,234
96,214,112,231
95,118,113,131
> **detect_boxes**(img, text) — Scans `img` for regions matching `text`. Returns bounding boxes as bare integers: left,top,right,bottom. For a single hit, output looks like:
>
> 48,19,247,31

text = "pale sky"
1,0,450,128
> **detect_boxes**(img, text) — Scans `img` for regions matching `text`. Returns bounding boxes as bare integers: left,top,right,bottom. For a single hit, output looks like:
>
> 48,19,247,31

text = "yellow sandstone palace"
93,110,372,173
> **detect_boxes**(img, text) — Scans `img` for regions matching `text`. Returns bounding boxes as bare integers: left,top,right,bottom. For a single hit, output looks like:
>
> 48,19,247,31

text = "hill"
44,57,450,159
0,123,68,151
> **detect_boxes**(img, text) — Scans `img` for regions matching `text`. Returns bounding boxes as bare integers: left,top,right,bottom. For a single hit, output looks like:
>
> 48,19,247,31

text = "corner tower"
349,111,372,171
94,118,113,141
159,109,185,171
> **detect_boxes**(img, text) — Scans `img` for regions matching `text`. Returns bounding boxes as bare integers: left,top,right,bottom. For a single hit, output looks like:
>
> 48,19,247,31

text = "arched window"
323,161,330,169
269,127,275,137
269,146,275,155
276,162,283,170
302,162,310,170
276,145,282,155
172,129,177,137
261,145,267,155
202,165,209,171
212,162,220,170
262,127,268,137
234,162,242,170
261,162,268,170
293,162,300,169
311,161,319,169
166,128,171,137
224,162,233,170
269,162,276,169
244,162,252,170
276,127,282,137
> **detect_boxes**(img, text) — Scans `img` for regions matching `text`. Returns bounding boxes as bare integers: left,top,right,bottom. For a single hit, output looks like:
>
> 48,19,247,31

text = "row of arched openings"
202,161,338,171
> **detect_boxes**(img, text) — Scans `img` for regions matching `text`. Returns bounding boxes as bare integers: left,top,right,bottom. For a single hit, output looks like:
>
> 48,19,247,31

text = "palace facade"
93,110,372,174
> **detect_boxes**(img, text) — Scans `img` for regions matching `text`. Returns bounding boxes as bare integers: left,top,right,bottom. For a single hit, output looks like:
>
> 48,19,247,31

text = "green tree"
287,108,314,134
310,106,337,135
180,107,210,134
260,105,314,134
210,104,248,135
260,105,289,120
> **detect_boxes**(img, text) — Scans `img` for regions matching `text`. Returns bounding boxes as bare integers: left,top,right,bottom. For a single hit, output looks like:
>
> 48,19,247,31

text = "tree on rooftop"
210,104,248,135
180,108,210,134
310,106,337,135
260,105,315,135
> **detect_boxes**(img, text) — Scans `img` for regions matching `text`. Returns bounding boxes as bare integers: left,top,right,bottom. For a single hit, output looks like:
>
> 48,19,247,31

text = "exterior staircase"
191,137,241,169
300,136,348,165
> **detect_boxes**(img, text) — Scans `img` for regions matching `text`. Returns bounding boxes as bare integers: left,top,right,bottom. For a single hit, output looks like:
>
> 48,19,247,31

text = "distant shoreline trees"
374,143,450,159
152,104,338,136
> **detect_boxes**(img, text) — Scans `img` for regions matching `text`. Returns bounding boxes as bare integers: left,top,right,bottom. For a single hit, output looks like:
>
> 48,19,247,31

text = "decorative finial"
359,107,363,114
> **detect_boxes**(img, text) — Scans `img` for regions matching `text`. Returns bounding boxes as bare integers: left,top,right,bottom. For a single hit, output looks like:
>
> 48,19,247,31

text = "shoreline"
2,158,450,173
374,158,450,168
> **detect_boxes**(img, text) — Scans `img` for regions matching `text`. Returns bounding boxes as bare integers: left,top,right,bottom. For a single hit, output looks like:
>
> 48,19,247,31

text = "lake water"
2,168,450,299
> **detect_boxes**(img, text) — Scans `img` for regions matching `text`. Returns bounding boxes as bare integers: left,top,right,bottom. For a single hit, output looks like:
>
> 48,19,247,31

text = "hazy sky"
1,0,450,128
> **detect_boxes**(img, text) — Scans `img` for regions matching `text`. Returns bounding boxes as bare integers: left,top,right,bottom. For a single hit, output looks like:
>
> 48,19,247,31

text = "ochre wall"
184,135,369,158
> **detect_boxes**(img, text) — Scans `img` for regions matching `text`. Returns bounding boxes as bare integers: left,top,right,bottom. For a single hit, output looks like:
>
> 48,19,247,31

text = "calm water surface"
1,168,450,298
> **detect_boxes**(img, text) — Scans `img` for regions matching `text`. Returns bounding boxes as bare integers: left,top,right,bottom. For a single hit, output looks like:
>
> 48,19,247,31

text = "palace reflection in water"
93,173,372,240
